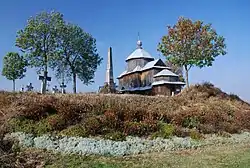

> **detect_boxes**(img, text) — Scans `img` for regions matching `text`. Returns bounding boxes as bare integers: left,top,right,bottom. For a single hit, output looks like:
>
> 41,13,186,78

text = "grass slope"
1,143,249,168
1,82,250,140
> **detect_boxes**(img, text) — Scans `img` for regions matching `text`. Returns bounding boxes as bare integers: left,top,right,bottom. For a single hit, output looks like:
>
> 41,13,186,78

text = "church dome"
125,40,154,62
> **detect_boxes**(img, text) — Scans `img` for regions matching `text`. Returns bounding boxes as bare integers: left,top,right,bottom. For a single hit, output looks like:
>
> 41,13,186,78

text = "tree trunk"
42,70,48,94
73,73,77,94
12,80,15,92
42,50,48,94
184,65,189,89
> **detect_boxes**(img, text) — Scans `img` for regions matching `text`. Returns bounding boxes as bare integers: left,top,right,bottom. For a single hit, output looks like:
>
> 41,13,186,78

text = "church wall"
152,84,182,96
127,58,152,72
118,73,141,89
154,76,179,82
141,69,155,87
153,68,162,75
152,85,172,96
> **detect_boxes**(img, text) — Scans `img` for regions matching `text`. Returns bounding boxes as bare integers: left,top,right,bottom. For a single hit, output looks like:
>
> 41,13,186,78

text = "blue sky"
0,0,249,102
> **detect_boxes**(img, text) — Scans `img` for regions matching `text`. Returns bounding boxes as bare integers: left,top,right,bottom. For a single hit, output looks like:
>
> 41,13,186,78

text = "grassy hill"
0,82,250,140
1,82,250,167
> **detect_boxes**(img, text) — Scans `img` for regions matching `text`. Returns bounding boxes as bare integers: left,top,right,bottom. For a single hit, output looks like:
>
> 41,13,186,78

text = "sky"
0,0,249,102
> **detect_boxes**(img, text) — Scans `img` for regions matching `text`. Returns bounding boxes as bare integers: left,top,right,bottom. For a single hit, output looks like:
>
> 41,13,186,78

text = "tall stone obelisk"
105,47,115,90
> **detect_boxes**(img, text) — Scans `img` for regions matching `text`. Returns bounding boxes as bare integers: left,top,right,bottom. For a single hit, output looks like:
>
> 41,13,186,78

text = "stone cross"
26,83,34,91
60,82,67,94
52,85,59,94
20,85,24,92
39,71,51,94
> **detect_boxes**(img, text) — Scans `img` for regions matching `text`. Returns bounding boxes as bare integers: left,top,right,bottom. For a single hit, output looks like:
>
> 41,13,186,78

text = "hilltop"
0,82,249,139
1,82,250,167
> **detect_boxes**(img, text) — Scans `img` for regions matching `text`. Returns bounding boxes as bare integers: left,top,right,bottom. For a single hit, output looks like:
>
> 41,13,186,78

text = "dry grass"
1,143,249,168
1,82,250,167
0,82,250,138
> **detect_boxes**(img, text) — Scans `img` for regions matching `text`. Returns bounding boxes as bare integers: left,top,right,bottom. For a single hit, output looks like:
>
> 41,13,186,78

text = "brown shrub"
83,116,103,135
13,95,57,121
47,114,66,131
174,127,190,137
102,110,121,129
234,110,250,130
197,124,216,134
123,120,158,136
1,82,250,137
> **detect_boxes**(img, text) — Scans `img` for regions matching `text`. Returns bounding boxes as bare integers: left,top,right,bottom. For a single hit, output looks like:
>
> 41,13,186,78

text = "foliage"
16,10,64,72
83,116,102,135
15,10,65,93
158,17,227,87
51,23,102,93
8,118,36,134
189,129,203,140
1,52,28,91
103,131,126,141
99,83,117,94
19,101,57,121
15,10,102,94
101,110,121,130
59,124,87,137
229,93,241,101
35,118,53,135
1,142,250,168
123,121,157,136
47,114,66,131
151,122,175,139
182,116,199,129
1,83,250,138
8,117,53,136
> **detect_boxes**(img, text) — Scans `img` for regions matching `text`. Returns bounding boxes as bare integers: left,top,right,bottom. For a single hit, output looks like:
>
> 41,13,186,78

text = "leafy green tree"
158,17,227,88
51,23,102,93
1,52,28,91
15,11,65,93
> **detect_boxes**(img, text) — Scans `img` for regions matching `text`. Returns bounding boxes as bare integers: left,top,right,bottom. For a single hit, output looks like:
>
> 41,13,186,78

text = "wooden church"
116,40,185,96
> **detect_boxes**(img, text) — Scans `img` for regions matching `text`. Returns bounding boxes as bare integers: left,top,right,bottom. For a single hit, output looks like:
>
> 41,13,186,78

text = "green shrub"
99,83,116,94
47,114,66,131
103,131,126,141
228,93,241,101
34,119,53,136
151,122,175,139
59,125,87,137
8,117,35,134
8,117,54,136
182,117,199,129
189,129,203,140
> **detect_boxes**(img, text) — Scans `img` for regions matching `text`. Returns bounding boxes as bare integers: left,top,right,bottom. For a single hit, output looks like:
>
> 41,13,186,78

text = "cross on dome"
137,40,142,48
137,32,142,49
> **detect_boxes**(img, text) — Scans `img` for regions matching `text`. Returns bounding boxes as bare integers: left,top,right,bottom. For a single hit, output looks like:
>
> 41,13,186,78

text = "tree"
15,11,65,93
51,23,102,93
158,17,227,88
165,60,185,82
99,83,117,94
1,52,27,91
